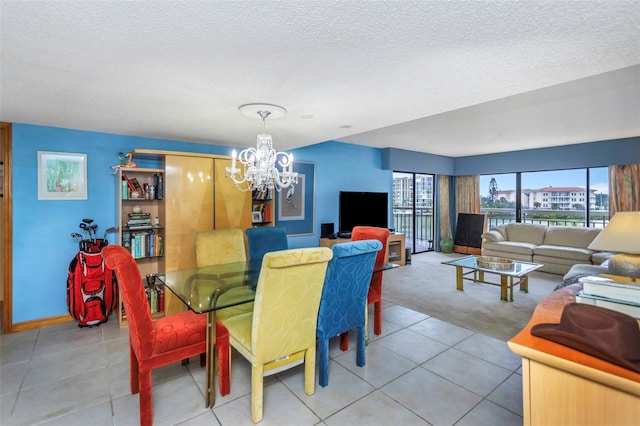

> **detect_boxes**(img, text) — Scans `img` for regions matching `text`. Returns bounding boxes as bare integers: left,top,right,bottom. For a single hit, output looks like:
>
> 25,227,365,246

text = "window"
481,168,608,228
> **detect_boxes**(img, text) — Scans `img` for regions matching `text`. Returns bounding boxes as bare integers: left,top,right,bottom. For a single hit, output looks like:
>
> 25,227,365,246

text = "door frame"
1,122,12,333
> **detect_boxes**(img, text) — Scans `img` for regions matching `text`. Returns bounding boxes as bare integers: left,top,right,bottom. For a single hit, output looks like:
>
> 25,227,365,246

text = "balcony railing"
392,207,434,252
480,208,610,229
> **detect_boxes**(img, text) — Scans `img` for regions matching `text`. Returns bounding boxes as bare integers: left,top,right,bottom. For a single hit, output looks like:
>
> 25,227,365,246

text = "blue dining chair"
316,239,382,387
245,226,288,262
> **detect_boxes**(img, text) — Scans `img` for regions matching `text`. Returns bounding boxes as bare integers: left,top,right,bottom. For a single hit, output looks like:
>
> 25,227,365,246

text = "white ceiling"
1,1,639,157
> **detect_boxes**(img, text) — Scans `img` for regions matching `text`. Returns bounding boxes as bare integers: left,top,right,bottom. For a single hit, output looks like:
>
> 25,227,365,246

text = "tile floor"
0,302,524,425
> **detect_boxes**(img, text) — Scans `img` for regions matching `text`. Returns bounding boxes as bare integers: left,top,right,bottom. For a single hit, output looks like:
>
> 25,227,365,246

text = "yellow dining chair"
195,228,249,396
221,247,333,423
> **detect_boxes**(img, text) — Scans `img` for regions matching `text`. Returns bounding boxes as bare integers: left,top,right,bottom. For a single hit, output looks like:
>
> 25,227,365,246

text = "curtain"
455,175,480,214
609,164,640,216
438,175,451,239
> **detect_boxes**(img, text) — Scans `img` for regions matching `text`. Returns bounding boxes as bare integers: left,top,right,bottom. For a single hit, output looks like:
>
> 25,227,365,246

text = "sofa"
481,223,612,275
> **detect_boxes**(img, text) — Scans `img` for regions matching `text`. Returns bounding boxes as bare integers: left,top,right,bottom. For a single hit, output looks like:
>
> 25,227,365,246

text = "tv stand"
319,233,406,266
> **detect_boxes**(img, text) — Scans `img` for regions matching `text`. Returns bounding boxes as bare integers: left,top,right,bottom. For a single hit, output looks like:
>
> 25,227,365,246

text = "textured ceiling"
1,1,639,157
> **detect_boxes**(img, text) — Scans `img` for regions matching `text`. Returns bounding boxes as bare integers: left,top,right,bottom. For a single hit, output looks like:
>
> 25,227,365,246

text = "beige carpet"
382,251,561,342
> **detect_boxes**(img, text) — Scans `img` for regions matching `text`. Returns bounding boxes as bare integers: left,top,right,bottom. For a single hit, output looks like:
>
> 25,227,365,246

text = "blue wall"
8,124,639,324
454,137,640,175
9,125,391,323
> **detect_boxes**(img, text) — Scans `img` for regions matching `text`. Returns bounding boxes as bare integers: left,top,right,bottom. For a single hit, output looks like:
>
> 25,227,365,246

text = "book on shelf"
129,177,143,194
122,174,136,192
252,188,272,200
128,212,151,219
263,204,271,222
575,290,640,319
578,275,640,305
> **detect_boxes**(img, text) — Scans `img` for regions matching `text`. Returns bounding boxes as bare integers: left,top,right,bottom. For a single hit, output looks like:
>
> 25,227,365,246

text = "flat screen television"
339,191,389,233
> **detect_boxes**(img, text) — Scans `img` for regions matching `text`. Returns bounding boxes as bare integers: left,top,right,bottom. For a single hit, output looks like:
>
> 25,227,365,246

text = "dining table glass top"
157,259,399,315
157,260,262,314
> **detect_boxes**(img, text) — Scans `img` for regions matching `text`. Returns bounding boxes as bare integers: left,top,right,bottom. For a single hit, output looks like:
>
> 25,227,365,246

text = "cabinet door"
213,158,252,229
164,155,214,272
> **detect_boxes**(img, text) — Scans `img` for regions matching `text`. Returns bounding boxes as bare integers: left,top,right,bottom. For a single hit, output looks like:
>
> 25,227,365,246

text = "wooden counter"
508,284,640,426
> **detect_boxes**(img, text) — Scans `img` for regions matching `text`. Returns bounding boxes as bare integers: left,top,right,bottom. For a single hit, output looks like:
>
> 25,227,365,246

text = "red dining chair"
340,226,391,349
102,245,206,426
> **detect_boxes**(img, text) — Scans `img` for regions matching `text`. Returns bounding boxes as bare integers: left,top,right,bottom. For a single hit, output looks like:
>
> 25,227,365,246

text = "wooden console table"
508,284,640,426
319,233,406,266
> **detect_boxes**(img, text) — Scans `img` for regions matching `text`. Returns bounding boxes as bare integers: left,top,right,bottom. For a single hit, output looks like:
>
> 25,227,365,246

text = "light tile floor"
1,302,524,425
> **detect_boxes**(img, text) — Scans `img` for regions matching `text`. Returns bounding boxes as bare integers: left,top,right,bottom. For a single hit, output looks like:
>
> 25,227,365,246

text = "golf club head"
70,232,82,239
82,218,94,225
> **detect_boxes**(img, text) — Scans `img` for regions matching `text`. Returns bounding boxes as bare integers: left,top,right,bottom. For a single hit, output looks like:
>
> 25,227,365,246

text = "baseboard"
10,314,74,333
454,245,482,255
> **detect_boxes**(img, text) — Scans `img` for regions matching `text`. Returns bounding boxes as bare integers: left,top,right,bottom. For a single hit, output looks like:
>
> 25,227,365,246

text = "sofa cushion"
483,240,537,256
505,223,547,245
481,229,506,242
534,245,594,262
543,226,601,249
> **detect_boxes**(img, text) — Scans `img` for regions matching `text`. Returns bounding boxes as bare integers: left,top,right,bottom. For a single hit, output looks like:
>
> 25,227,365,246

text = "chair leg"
216,320,231,396
356,324,366,367
339,332,349,351
304,347,316,396
374,300,382,335
251,364,264,423
200,353,206,368
130,345,140,394
318,337,330,387
139,370,153,426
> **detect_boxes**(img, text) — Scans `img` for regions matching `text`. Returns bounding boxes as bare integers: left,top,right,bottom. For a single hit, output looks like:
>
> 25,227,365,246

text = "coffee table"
442,255,543,301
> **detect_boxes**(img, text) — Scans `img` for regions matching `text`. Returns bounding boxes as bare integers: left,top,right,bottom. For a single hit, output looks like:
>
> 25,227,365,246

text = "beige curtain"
609,164,640,216
438,175,451,239
455,175,480,214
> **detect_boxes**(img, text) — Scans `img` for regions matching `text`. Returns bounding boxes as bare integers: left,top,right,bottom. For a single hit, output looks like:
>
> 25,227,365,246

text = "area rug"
382,251,560,342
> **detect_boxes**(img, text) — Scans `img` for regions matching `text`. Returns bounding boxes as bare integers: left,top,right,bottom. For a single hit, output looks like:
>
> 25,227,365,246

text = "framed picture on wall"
276,161,315,235
37,151,88,200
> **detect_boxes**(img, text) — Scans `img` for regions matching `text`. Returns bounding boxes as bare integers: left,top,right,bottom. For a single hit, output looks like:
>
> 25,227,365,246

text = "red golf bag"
66,239,118,327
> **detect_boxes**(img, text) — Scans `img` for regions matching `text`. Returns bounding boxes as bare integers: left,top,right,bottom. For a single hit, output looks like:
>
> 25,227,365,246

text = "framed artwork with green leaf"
37,151,88,200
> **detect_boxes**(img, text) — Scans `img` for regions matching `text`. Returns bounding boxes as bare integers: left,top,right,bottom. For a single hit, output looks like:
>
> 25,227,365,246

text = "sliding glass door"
393,172,435,254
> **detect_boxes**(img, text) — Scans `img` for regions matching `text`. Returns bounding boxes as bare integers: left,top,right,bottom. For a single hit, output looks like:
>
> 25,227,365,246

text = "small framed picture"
37,151,88,200
252,211,262,223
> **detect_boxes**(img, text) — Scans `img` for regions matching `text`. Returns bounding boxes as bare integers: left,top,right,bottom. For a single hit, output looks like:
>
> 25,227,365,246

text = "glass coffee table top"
442,255,543,277
442,255,543,301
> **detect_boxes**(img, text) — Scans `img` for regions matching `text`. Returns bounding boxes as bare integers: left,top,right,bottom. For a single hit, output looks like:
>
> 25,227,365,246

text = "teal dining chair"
245,226,288,262
316,239,382,387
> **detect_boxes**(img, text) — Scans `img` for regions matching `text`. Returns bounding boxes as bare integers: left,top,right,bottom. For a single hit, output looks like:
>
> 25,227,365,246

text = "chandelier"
226,103,298,193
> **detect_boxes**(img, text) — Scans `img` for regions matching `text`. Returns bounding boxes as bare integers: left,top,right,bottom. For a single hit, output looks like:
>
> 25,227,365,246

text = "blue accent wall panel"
10,124,232,323
9,128,391,323
286,141,392,249
382,147,455,174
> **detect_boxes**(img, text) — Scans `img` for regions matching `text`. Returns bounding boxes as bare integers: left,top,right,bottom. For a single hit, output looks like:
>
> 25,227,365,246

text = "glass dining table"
157,260,261,407
157,259,399,408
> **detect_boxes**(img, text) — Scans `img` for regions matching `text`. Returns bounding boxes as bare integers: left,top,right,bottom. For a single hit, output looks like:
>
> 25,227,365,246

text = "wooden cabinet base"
509,284,640,426
319,233,406,266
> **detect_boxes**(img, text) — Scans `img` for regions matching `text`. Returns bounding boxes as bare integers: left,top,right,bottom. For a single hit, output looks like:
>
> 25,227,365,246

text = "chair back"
351,226,391,295
102,245,155,360
195,228,246,267
317,240,382,338
245,226,288,262
251,247,333,363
